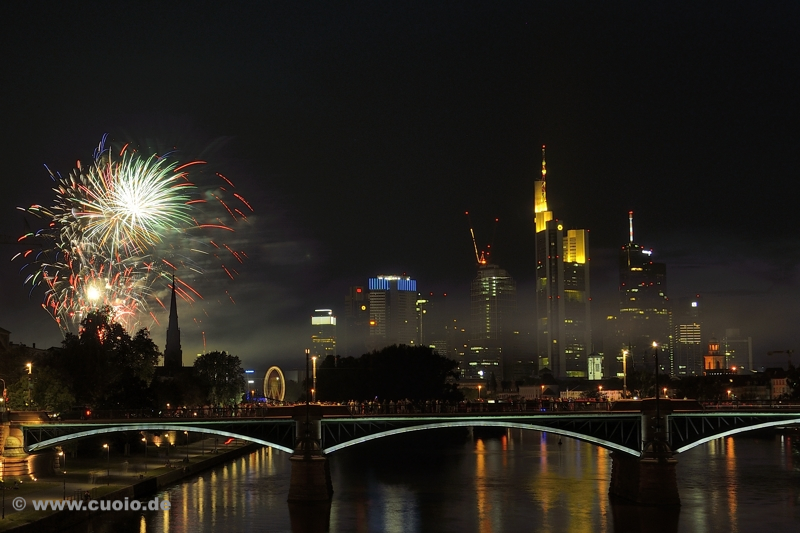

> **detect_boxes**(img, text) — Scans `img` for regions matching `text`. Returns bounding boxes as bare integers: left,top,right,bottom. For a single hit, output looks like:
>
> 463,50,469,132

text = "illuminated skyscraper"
342,285,369,356
673,296,703,376
367,275,418,349
466,263,517,381
618,212,671,372
311,309,337,358
534,146,592,378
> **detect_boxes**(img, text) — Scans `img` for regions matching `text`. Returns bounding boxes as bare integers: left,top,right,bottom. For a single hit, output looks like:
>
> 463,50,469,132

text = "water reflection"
61,429,797,533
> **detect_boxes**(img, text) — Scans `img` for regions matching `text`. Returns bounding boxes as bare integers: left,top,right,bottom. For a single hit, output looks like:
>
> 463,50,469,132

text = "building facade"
367,275,418,350
342,285,369,356
673,296,703,376
466,263,517,381
534,146,592,378
617,212,671,374
722,328,753,372
310,309,337,358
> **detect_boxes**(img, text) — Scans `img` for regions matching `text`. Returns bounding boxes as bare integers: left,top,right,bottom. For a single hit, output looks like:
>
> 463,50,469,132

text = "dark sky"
2,1,799,371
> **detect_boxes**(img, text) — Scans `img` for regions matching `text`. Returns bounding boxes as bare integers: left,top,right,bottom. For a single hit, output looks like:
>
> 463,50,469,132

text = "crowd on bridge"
344,398,613,415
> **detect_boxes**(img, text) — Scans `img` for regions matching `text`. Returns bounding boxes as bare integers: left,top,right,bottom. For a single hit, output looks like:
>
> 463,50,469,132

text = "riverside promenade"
0,437,260,532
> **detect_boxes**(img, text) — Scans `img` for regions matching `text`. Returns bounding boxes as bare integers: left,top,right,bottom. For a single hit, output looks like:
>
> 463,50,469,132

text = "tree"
31,366,75,412
193,351,246,406
51,307,160,408
317,344,462,402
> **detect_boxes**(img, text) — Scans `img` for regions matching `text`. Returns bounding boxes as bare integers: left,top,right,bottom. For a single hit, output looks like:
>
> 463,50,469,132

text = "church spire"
164,274,182,369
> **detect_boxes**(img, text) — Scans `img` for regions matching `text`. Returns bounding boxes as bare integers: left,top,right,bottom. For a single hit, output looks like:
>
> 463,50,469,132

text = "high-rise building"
722,328,753,372
367,275,418,349
618,212,671,374
164,275,182,369
673,296,703,376
342,285,369,356
466,263,517,381
311,309,337,358
534,146,592,378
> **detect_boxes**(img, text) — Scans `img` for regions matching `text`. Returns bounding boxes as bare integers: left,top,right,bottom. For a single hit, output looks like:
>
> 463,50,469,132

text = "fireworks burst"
14,135,253,333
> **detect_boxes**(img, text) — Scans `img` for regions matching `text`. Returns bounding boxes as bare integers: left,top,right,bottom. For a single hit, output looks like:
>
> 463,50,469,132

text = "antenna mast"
541,144,547,181
629,211,634,243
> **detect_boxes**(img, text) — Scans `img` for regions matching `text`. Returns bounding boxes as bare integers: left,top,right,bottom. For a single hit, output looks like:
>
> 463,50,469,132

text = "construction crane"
767,350,794,368
465,212,498,266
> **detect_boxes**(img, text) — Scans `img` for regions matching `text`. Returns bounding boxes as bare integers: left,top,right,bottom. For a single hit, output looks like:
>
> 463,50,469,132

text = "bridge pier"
609,400,680,506
287,405,333,502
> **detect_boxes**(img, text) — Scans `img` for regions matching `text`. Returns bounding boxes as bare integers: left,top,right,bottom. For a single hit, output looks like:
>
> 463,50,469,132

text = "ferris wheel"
263,366,286,403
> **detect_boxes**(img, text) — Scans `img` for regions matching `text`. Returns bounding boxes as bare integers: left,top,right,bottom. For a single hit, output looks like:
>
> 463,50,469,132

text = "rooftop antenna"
629,210,634,243
541,144,547,181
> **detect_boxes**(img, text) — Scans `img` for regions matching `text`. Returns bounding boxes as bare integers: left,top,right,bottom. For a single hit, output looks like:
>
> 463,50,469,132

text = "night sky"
2,1,799,371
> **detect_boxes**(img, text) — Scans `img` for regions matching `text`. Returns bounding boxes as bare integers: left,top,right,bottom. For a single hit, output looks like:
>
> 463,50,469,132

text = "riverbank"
0,437,263,532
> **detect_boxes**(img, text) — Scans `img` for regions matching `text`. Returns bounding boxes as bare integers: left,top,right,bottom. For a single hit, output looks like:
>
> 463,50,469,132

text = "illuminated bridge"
20,400,800,458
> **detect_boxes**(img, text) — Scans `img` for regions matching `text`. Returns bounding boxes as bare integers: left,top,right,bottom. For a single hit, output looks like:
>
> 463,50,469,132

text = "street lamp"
184,431,189,462
652,342,661,438
311,355,317,402
622,349,629,398
25,363,32,409
62,470,67,500
142,437,147,473
103,444,109,485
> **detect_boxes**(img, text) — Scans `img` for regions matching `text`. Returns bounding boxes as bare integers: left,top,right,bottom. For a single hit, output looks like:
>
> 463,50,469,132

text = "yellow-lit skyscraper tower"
534,146,592,378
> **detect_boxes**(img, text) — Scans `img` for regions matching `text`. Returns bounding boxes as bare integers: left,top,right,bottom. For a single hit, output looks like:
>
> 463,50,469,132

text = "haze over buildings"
1,3,798,373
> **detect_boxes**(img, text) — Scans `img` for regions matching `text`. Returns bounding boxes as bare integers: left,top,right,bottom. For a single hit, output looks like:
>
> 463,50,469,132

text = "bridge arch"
322,420,642,456
24,424,295,454
673,416,800,454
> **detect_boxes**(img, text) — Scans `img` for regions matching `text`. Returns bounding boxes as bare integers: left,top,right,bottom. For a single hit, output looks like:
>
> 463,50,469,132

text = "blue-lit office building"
367,275,419,350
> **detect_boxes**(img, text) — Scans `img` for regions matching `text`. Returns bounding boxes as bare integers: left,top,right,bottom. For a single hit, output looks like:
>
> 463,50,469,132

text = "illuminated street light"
103,444,109,484
622,349,629,397
311,355,318,402
653,341,662,438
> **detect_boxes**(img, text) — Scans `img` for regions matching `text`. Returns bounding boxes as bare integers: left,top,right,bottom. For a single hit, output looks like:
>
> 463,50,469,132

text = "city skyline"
1,2,799,371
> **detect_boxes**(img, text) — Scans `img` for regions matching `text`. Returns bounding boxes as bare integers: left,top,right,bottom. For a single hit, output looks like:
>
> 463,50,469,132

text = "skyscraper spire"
534,144,552,233
541,144,547,181
629,210,634,243
164,273,182,370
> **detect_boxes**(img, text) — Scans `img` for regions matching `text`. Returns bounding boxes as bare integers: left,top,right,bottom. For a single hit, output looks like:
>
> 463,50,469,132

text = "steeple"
164,274,182,369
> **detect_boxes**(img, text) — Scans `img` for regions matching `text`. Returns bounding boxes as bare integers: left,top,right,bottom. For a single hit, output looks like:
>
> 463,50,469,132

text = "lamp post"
0,378,6,413
184,431,189,462
311,355,317,402
142,437,147,473
478,385,482,400
25,363,32,409
103,444,109,485
652,342,661,437
622,349,629,398
62,470,66,500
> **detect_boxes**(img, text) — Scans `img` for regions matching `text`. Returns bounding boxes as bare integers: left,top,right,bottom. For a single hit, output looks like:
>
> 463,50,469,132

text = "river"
63,428,798,533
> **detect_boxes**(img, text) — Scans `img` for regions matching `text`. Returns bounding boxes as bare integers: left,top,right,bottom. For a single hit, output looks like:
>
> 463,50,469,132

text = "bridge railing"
342,399,615,416
49,406,275,421
699,400,800,410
